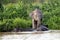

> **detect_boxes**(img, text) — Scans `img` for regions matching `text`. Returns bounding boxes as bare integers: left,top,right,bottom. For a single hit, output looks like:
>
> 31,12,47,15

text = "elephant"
29,8,43,30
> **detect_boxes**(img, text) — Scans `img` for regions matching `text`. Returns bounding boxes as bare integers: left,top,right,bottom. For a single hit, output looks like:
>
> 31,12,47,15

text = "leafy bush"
41,0,60,29
0,0,60,32
0,19,13,31
13,18,32,28
0,18,32,31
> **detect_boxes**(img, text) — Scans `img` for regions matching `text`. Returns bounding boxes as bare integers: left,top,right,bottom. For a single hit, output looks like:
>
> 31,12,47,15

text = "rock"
20,28,34,31
37,25,48,31
12,28,21,32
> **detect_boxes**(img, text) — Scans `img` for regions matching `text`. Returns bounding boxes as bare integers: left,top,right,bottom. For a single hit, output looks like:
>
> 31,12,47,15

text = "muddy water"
0,30,60,40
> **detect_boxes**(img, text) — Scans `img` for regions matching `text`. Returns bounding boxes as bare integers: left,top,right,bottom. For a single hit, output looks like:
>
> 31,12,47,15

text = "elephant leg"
37,20,41,30
32,19,35,29
34,20,37,29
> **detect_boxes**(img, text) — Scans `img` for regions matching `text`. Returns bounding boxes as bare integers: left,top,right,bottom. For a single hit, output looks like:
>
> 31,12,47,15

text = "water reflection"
0,30,60,40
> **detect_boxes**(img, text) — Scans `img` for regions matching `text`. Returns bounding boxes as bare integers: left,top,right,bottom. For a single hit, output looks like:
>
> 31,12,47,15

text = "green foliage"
41,0,60,30
0,18,32,32
0,0,60,31
3,2,29,19
0,19,13,31
13,18,32,28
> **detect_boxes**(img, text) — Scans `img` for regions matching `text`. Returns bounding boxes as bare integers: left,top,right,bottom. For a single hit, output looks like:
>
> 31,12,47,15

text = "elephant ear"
29,12,34,18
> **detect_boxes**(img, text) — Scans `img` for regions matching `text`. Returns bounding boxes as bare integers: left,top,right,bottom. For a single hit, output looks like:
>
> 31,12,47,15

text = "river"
0,30,60,40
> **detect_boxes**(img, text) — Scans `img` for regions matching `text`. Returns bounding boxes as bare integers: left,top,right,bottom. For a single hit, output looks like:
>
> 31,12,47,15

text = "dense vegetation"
0,0,60,31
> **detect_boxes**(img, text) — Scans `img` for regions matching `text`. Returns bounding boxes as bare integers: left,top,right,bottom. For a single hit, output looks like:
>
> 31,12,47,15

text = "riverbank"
0,30,60,40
